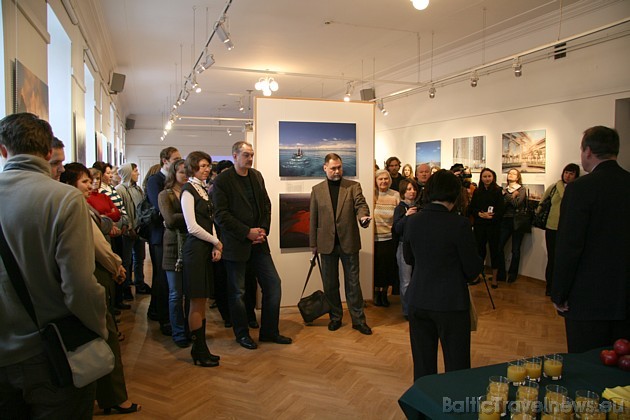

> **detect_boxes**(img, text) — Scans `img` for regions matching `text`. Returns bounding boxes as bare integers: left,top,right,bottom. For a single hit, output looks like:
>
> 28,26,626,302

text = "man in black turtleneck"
309,153,372,335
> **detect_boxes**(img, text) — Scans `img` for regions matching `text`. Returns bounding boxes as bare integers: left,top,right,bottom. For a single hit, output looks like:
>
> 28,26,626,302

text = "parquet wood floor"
105,274,566,419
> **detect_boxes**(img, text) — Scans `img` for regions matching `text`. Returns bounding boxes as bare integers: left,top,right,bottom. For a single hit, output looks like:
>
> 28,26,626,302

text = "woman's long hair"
478,168,500,191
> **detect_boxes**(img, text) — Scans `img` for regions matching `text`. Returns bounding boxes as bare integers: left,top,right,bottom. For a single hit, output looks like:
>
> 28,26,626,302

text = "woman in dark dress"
469,168,504,288
403,170,482,381
181,151,223,367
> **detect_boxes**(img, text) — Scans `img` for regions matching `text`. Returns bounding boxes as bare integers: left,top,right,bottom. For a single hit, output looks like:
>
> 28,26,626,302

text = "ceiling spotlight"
165,120,172,131
343,82,354,102
377,100,388,116
513,58,522,77
196,52,215,74
186,75,201,94
411,0,430,11
179,90,190,104
255,76,279,96
429,86,436,99
238,98,245,112
470,72,479,87
227,128,232,136
215,18,234,51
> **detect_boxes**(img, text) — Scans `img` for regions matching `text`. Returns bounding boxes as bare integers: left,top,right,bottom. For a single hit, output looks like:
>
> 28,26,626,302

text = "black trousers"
544,229,557,295
564,317,630,353
408,307,471,381
149,243,170,325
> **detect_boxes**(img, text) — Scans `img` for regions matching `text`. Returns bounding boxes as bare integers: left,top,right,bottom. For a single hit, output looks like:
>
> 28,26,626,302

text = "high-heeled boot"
202,319,220,362
381,290,390,307
373,289,384,307
190,321,219,367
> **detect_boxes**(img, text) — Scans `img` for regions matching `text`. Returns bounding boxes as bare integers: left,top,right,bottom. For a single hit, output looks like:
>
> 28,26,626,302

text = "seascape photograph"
279,121,357,177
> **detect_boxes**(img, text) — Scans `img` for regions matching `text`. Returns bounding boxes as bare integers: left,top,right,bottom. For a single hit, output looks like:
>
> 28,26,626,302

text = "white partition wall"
255,97,375,307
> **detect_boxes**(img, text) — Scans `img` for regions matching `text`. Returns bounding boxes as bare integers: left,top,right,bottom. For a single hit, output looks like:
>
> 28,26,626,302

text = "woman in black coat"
403,170,482,381
469,168,504,288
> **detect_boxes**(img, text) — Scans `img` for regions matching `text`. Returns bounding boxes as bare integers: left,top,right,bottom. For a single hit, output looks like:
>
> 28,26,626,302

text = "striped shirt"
374,189,400,242
100,183,128,225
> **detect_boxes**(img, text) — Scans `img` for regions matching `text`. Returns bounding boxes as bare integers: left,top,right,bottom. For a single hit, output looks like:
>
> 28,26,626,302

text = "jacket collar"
2,154,51,176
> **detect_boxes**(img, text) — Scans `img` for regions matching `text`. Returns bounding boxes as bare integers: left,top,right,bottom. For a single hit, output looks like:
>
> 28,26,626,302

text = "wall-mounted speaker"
125,118,135,130
110,73,126,94
360,88,375,101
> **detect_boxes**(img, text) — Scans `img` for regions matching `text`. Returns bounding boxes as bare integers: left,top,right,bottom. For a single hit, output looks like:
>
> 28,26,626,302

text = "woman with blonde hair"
373,169,400,306
402,163,414,179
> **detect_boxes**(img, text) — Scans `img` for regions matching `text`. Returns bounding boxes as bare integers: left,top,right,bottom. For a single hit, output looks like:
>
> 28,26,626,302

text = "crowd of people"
1,112,627,417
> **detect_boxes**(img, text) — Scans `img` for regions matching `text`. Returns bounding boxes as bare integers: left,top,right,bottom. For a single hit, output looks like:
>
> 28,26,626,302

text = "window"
47,5,72,159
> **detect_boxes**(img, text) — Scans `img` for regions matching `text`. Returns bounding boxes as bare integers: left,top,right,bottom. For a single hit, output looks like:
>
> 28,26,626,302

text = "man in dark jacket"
145,146,181,335
552,126,630,353
213,141,292,350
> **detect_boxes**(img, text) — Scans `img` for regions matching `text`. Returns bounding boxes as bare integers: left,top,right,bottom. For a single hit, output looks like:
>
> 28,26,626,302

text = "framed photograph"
502,130,546,173
279,121,356,177
415,140,441,170
14,60,49,120
453,136,486,171
279,193,311,249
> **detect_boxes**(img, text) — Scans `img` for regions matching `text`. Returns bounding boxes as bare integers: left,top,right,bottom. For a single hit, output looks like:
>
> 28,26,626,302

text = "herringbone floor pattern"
105,275,566,419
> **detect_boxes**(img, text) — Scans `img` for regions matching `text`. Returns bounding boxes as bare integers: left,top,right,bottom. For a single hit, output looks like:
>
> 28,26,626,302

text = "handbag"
297,253,332,324
532,185,556,229
512,188,533,233
0,224,115,389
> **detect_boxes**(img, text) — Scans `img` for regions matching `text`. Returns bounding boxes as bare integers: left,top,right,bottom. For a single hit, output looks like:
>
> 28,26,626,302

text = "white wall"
255,97,375,307
375,32,630,281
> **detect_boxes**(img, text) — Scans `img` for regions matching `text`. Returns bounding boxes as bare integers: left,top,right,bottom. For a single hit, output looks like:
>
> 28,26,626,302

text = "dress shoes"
174,339,191,348
259,334,292,345
248,320,260,329
236,335,258,350
507,274,517,283
328,320,342,331
352,323,373,335
147,309,159,321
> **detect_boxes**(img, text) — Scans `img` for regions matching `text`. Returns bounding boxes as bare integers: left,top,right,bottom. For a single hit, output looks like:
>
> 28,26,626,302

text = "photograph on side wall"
279,193,311,249
279,121,357,177
14,60,49,121
453,136,486,171
415,140,441,170
502,130,546,173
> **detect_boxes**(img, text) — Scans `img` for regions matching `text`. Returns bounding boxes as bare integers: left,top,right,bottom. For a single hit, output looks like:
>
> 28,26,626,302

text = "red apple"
618,355,630,371
613,338,630,356
600,349,619,366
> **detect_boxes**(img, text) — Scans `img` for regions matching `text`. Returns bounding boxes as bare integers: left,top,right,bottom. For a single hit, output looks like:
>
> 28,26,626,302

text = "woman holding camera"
469,168,504,288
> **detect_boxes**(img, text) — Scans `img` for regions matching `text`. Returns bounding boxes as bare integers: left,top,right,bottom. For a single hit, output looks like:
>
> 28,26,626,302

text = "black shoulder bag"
297,253,332,324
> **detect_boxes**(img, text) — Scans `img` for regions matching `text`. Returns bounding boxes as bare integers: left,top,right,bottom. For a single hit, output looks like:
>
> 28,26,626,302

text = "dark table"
398,348,630,419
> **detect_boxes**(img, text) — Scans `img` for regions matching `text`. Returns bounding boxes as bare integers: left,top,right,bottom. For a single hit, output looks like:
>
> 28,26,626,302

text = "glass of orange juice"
524,357,542,382
517,380,539,402
507,359,528,385
543,354,563,380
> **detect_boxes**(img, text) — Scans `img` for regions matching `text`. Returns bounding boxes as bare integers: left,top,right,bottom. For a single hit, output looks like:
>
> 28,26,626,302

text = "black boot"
373,289,384,307
381,290,390,307
190,320,219,367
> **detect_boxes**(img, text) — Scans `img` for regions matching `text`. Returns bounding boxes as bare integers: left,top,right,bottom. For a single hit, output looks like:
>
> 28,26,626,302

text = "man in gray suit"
310,153,372,335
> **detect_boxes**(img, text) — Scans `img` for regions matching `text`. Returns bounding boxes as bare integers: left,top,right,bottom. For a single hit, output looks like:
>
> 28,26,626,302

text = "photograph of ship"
279,193,311,249
279,121,357,177
415,140,441,170
453,135,486,171
502,129,546,173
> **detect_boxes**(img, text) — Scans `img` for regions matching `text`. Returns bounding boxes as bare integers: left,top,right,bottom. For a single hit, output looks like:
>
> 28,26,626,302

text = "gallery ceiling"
94,0,597,136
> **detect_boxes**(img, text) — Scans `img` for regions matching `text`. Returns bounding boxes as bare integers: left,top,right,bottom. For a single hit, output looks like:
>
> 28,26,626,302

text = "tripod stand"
478,271,496,310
